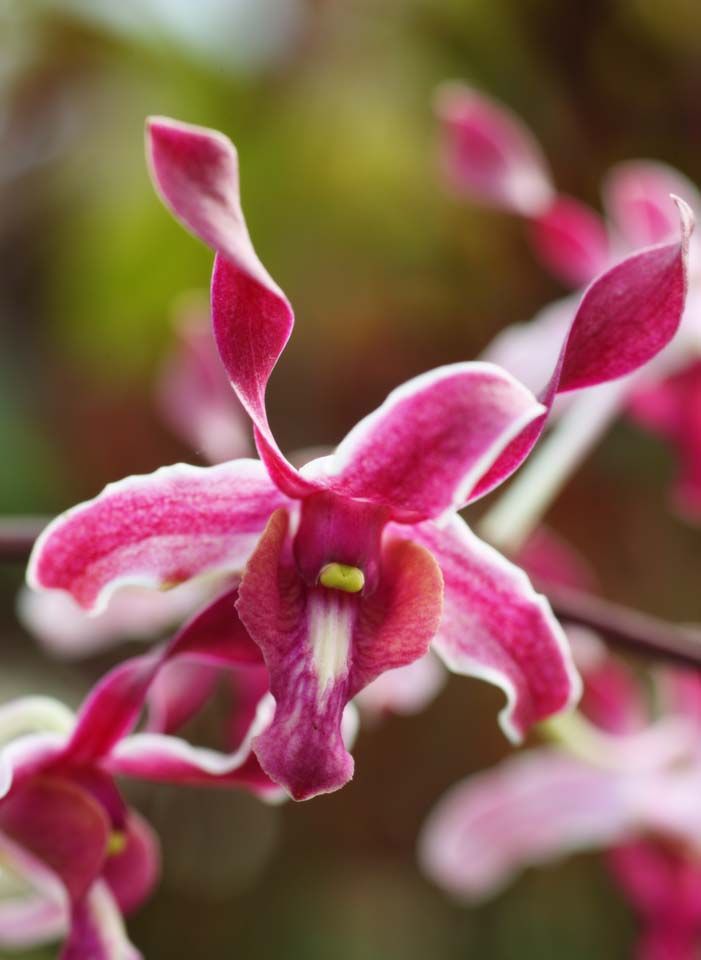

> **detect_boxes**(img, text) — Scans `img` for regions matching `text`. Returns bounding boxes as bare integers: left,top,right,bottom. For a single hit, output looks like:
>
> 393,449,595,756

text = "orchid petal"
28,459,288,613
434,82,554,216
157,304,251,464
419,750,633,901
147,116,311,498
61,882,140,960
0,832,67,948
604,160,701,248
17,578,216,660
412,515,580,740
0,777,110,903
146,660,221,735
103,812,160,916
237,510,443,799
471,200,693,499
324,362,545,519
528,195,610,287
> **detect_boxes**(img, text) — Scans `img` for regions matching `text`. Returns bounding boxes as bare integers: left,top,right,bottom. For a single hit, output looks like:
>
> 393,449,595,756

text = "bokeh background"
1,0,700,956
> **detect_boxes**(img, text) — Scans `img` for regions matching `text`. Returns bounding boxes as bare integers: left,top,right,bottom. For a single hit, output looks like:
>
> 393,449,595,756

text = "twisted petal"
237,510,443,799
419,750,635,901
528,195,610,287
603,160,701,248
61,882,140,960
434,82,553,215
148,116,311,498
412,515,580,740
471,200,694,499
323,363,544,519
28,459,288,613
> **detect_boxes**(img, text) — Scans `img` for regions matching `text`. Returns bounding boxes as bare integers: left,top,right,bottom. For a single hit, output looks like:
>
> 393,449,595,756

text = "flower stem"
539,579,701,670
478,380,628,553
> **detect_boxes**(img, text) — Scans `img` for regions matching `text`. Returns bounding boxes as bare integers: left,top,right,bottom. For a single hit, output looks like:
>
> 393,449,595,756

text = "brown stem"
539,580,701,671
0,517,49,562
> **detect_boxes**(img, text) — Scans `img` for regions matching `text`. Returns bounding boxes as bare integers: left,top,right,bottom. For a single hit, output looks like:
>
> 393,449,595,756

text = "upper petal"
412,514,580,741
471,200,694,499
434,82,554,216
28,459,287,613
324,362,545,519
419,749,632,901
147,116,312,499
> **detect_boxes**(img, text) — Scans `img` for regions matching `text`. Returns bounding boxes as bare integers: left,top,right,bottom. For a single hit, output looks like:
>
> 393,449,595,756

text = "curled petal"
0,777,110,903
103,812,160,916
28,459,287,613
471,200,694,499
528,196,610,287
157,303,251,464
147,116,310,498
412,515,580,740
419,750,633,901
237,510,443,799
604,160,701,248
324,363,545,519
434,82,554,215
61,882,140,960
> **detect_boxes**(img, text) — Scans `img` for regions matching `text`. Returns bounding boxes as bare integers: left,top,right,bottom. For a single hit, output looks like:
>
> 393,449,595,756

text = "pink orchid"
419,643,701,960
26,116,691,801
436,82,701,519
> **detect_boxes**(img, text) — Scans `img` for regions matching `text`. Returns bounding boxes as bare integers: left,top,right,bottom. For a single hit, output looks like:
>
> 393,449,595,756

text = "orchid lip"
318,563,365,594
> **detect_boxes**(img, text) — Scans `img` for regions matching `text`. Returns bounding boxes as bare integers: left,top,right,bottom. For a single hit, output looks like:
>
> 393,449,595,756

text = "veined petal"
28,459,287,613
434,82,554,216
528,195,610,287
103,812,160,916
412,515,580,740
419,750,633,901
61,882,140,960
156,303,251,464
603,160,701,248
471,200,694,499
0,778,110,903
324,362,545,519
147,116,311,499
237,510,443,800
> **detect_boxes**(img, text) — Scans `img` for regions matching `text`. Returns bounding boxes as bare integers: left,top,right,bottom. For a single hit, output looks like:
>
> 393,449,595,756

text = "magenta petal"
103,812,160,916
434,82,554,215
147,116,311,499
146,660,221,735
326,363,544,519
0,778,110,903
238,510,443,799
471,201,693,500
61,883,140,960
156,305,251,464
528,195,610,287
413,515,580,740
28,459,287,612
419,750,633,901
604,160,701,248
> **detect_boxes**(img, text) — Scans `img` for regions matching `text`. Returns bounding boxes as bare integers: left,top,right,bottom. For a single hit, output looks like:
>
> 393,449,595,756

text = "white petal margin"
411,515,582,741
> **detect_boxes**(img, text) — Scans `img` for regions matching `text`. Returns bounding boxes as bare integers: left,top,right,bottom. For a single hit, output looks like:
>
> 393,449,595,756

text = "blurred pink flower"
419,645,701,959
436,82,701,520
26,114,691,801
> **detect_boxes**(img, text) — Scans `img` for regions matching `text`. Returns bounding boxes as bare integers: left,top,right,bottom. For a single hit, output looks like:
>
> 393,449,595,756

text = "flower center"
318,562,365,593
310,589,356,695
106,831,127,857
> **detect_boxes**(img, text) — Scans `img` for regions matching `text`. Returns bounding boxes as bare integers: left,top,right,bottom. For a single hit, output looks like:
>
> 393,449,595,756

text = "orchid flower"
419,639,701,960
435,82,701,526
26,116,691,802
